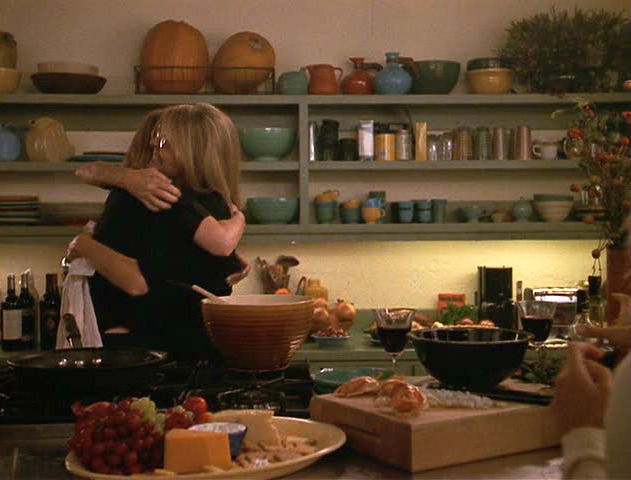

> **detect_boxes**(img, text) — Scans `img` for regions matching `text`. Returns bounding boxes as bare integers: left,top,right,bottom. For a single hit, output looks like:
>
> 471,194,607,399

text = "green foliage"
495,8,629,92
520,348,565,386
440,303,478,325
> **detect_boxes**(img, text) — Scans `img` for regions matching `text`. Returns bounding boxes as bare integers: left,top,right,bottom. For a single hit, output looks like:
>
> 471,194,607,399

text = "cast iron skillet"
7,347,170,394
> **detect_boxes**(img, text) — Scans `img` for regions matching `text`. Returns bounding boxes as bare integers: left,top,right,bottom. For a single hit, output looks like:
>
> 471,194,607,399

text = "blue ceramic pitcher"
374,52,412,95
276,68,309,95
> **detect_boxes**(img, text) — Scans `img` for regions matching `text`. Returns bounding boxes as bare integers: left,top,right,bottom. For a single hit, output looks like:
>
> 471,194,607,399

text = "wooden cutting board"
309,393,560,472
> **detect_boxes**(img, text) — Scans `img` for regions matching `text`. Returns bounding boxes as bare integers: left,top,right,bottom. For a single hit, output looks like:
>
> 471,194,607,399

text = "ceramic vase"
341,57,381,94
511,197,532,222
0,124,21,161
374,52,412,95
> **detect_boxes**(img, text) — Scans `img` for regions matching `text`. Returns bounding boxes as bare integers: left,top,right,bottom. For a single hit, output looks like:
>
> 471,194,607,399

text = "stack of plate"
40,202,104,225
0,195,41,225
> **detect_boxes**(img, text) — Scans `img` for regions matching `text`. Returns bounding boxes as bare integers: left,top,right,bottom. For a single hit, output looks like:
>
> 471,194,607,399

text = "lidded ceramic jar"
374,52,412,95
512,197,532,222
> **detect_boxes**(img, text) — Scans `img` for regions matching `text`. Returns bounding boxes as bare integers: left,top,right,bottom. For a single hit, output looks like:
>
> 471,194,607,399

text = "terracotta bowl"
201,295,314,372
410,327,532,391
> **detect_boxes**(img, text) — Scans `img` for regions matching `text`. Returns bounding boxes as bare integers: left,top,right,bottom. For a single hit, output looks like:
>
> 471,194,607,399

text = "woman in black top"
67,104,248,359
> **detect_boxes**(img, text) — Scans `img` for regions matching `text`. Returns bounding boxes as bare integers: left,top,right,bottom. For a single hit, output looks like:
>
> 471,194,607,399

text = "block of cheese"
164,428,232,473
211,409,281,446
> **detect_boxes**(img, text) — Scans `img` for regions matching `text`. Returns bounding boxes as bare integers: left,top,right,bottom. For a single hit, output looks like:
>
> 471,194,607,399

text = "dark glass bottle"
18,271,35,350
39,273,61,350
2,274,23,351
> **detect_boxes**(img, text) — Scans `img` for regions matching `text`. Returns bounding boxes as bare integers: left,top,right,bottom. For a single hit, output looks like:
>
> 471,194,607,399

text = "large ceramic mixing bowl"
410,327,532,391
239,127,296,162
246,197,299,224
408,60,460,94
201,295,314,372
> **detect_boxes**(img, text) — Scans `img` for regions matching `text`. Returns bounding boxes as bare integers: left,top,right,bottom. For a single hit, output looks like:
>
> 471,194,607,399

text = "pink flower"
622,111,631,124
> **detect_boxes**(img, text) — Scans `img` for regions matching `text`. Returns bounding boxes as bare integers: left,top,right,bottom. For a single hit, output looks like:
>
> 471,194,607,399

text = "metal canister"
308,121,318,161
395,129,412,161
452,127,473,160
491,127,510,160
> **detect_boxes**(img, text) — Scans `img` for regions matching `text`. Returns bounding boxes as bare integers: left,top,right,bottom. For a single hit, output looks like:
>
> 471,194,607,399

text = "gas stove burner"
217,386,286,414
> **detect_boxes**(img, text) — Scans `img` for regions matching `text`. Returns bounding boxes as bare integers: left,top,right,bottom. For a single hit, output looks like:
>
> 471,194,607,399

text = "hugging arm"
75,162,181,212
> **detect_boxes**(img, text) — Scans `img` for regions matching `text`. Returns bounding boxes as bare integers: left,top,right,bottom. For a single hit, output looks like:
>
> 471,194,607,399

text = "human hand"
551,342,613,436
124,168,181,212
575,324,631,350
226,252,251,286
66,232,92,263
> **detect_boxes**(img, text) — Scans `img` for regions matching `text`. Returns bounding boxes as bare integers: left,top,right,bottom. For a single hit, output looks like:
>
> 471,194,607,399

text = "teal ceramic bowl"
246,197,298,224
408,60,460,94
239,127,296,162
312,367,393,394
189,422,247,457
533,194,574,202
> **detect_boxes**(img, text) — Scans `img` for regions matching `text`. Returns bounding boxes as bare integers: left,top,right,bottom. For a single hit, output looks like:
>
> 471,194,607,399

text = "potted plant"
555,100,631,323
496,8,629,93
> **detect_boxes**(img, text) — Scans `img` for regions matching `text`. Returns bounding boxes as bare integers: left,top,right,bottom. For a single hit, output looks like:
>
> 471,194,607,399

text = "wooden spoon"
191,284,227,304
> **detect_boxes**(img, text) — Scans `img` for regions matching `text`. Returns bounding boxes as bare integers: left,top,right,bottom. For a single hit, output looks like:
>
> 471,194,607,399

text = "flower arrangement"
555,100,631,270
495,8,629,93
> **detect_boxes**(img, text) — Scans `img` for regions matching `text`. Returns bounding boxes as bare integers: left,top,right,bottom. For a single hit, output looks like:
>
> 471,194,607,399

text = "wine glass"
516,301,557,348
373,308,415,373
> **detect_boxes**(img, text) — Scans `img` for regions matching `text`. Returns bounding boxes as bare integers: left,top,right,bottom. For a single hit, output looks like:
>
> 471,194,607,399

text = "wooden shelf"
0,161,299,173
0,222,601,243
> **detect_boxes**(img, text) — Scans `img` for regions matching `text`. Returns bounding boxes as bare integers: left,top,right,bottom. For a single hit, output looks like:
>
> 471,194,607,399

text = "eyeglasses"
150,129,168,150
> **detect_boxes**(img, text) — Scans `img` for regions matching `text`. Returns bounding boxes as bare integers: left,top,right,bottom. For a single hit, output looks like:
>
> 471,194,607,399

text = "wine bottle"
39,273,61,350
1,274,23,351
18,271,35,350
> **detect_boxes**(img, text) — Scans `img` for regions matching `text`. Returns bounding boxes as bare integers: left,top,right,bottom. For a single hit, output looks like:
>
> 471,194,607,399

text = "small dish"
310,334,350,348
189,422,247,457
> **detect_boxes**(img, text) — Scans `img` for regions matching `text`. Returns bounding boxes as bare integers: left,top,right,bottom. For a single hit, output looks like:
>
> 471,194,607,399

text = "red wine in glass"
377,326,411,353
521,315,553,343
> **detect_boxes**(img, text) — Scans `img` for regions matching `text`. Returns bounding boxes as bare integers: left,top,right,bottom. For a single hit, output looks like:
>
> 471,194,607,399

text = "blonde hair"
124,103,242,208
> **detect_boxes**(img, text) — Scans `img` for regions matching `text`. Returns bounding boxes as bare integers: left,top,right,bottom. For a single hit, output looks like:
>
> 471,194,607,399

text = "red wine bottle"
2,274,23,351
39,273,61,350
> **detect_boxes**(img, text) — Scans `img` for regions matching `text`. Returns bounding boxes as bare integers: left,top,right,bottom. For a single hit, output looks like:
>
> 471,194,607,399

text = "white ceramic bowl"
534,200,574,222
0,67,22,93
37,61,99,76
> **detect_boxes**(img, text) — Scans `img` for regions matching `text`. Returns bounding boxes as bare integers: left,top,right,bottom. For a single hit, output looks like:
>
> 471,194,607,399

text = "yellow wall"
0,0,625,307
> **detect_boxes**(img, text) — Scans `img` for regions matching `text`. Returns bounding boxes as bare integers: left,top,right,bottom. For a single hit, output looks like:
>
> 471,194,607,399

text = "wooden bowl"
201,295,314,372
31,72,106,94
465,68,513,94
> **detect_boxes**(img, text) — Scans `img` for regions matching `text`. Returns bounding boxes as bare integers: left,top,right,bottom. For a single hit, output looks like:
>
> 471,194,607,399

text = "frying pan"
6,347,170,395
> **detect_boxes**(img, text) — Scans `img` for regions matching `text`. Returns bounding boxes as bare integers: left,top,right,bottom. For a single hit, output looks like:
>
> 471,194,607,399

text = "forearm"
73,233,148,296
193,212,245,256
75,162,131,189
561,427,606,479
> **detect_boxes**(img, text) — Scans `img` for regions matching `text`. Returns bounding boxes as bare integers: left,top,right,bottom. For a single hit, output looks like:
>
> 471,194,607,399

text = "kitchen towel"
56,257,103,348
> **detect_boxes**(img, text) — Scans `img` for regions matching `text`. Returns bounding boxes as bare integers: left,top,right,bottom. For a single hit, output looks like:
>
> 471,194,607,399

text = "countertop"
1,424,562,480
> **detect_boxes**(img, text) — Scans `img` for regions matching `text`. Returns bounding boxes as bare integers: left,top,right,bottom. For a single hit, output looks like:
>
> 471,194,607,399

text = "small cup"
343,198,362,209
532,141,559,160
397,200,414,223
315,200,338,223
362,197,382,208
315,189,340,203
431,199,447,223
362,207,386,224
341,206,361,223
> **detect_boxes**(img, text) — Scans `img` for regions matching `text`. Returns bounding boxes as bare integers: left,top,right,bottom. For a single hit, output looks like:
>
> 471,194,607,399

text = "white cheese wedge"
212,409,281,446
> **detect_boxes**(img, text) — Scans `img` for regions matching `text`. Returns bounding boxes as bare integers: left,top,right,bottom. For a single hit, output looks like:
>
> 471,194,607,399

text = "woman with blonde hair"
68,103,249,359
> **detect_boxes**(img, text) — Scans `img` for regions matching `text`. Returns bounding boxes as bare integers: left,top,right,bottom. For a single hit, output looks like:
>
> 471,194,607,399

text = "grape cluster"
68,396,208,475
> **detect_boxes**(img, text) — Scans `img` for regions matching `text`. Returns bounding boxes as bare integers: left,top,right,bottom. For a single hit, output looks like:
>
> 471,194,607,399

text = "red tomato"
194,412,214,424
182,396,208,418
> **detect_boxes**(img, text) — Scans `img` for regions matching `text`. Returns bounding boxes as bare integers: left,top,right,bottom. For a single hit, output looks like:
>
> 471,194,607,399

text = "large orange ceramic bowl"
201,295,314,372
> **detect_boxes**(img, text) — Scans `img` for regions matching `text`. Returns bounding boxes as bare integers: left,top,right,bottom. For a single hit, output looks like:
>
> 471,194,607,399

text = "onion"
313,297,329,310
334,300,356,323
311,307,330,333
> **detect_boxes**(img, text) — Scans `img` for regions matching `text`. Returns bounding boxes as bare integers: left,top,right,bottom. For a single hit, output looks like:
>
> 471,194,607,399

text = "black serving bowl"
409,327,533,392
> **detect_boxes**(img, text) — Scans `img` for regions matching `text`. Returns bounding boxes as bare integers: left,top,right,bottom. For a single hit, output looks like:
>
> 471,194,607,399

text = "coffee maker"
477,266,516,329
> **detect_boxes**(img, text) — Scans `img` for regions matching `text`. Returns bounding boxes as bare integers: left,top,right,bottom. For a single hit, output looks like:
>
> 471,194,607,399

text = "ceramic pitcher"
276,68,309,94
341,57,382,95
306,64,343,95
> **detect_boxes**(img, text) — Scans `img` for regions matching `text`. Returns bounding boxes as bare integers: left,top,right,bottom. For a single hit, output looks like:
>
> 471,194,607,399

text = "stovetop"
0,360,314,425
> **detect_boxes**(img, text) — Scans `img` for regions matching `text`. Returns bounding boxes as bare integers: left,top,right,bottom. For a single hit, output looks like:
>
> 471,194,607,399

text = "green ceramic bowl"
246,197,299,224
408,60,460,94
239,127,296,162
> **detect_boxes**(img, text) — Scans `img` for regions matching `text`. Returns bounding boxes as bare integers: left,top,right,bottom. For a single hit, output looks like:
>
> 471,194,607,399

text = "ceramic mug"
341,206,361,223
362,197,382,208
362,207,386,224
315,200,338,223
397,200,414,223
431,199,447,223
315,189,340,203
532,141,559,160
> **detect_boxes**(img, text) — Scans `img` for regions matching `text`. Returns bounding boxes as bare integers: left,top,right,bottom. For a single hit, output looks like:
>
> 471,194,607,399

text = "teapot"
306,64,343,95
25,117,75,162
0,124,22,161
276,68,308,95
